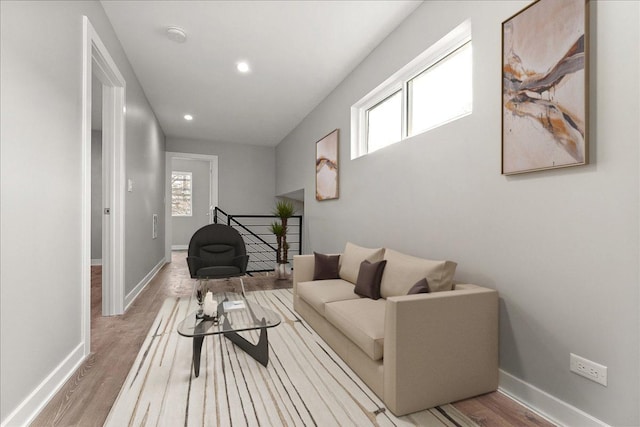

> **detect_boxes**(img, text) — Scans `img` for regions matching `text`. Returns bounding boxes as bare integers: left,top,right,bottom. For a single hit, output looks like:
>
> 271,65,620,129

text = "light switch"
127,179,133,192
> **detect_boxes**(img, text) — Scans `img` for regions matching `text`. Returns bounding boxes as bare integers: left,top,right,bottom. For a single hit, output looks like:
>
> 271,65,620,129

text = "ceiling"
101,0,422,147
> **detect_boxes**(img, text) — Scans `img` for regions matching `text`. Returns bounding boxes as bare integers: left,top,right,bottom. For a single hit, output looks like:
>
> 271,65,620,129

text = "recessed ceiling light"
184,114,193,121
236,61,250,73
167,26,187,43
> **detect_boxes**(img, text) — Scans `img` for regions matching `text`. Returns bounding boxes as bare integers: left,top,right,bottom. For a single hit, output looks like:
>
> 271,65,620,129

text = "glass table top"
177,293,281,338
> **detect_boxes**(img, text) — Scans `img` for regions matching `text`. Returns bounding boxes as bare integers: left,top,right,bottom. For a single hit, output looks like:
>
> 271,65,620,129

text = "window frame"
365,88,403,154
406,41,473,137
351,20,472,159
171,170,193,217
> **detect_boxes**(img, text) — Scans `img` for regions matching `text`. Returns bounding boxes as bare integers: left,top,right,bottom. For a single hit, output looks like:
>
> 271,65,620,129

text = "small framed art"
315,129,339,201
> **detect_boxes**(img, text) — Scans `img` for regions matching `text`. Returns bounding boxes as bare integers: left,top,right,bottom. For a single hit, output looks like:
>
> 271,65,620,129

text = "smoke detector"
166,26,187,43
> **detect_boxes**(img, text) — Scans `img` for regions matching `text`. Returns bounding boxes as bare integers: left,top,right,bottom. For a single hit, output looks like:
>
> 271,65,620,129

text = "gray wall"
91,130,102,260
123,78,166,297
167,137,276,214
171,158,211,247
0,0,166,422
275,1,640,425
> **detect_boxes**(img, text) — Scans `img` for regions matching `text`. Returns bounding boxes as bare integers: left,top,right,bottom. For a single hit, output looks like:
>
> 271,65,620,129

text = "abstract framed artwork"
315,129,339,201
502,0,588,175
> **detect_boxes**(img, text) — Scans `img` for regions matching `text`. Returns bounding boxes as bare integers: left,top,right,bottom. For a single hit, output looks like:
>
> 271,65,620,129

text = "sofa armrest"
383,284,499,415
293,255,315,294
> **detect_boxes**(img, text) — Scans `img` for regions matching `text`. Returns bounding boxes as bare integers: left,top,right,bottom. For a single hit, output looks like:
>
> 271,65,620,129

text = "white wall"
167,137,276,215
275,1,640,425
0,1,166,424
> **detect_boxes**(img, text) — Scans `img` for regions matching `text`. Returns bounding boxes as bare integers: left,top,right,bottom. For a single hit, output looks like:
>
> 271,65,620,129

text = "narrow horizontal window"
351,20,472,159
171,171,192,216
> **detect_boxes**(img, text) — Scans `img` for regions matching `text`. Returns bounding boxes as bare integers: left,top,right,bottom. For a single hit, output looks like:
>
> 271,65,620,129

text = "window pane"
408,42,472,136
171,171,192,216
366,90,402,153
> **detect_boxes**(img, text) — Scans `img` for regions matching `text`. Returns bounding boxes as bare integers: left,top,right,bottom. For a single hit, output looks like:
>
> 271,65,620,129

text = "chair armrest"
232,254,249,273
383,284,499,415
186,256,203,278
293,255,315,294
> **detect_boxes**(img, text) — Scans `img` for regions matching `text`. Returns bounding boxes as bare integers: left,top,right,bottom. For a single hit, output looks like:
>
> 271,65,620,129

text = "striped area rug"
105,289,478,427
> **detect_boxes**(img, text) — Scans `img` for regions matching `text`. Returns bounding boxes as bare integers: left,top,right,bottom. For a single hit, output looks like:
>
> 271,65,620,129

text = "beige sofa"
293,244,499,416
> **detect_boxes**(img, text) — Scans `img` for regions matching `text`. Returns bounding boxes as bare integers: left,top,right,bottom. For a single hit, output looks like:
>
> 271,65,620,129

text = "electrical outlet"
570,353,607,386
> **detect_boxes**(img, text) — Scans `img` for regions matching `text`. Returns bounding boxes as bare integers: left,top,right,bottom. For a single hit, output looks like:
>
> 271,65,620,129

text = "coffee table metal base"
192,318,270,377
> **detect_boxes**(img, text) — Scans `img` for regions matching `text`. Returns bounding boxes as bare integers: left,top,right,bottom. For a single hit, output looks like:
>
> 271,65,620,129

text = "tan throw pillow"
339,242,385,284
380,249,457,298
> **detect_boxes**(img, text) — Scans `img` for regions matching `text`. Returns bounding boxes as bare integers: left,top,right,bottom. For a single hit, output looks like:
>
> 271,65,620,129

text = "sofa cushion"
296,279,360,316
324,298,386,361
313,252,341,280
380,249,457,298
354,260,387,300
339,242,385,284
407,278,430,294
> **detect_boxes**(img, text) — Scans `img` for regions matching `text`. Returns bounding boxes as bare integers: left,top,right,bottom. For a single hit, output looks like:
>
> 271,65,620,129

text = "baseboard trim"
124,257,166,311
91,258,102,266
499,369,610,427
1,343,85,427
171,244,188,250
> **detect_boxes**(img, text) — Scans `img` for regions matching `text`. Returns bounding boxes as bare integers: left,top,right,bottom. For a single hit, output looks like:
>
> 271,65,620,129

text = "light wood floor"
32,252,555,426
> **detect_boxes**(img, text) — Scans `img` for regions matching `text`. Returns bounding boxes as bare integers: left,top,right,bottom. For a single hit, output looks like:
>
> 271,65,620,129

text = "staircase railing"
214,207,302,273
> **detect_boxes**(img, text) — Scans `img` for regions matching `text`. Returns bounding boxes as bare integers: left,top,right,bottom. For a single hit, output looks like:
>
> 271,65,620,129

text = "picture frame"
315,129,339,201
502,0,588,175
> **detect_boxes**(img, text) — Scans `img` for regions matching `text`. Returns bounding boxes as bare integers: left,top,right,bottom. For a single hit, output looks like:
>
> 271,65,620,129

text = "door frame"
165,152,219,261
82,17,126,354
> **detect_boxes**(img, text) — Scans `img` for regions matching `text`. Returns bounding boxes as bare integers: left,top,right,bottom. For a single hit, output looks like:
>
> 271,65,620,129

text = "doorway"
171,158,214,250
165,153,219,261
82,17,126,355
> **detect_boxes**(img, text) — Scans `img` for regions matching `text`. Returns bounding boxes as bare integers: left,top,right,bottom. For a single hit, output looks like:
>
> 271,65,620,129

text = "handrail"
228,216,277,251
213,206,230,225
213,207,303,273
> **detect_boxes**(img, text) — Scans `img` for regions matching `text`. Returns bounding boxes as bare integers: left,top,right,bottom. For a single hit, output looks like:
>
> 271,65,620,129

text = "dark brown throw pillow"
407,278,430,294
313,252,340,280
354,260,387,300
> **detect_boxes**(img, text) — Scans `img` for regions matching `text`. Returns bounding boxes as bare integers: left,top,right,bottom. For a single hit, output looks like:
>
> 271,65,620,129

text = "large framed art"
502,0,588,175
315,129,339,201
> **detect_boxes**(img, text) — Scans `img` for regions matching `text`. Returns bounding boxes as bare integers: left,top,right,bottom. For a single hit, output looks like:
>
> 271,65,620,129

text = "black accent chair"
187,224,249,296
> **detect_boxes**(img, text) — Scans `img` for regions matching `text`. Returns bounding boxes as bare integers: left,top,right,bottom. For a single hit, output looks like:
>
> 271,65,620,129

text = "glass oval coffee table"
177,293,281,377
